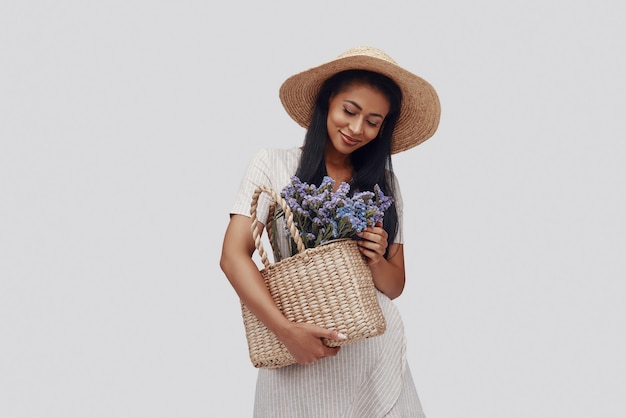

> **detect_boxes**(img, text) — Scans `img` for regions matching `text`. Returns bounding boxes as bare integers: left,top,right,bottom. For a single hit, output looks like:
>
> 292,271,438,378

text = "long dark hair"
295,69,403,254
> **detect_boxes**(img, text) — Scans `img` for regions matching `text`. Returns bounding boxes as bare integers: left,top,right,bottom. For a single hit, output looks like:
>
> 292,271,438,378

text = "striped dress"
230,147,426,418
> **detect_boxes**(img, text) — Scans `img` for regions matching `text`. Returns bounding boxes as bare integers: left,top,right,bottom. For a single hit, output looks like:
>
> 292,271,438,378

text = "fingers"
359,235,387,248
324,346,341,358
285,324,346,365
357,223,388,243
356,225,388,261
315,329,344,360
326,329,348,342
311,325,347,342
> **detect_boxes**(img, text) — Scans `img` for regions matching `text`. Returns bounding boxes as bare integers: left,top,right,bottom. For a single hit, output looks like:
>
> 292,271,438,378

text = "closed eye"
343,103,383,127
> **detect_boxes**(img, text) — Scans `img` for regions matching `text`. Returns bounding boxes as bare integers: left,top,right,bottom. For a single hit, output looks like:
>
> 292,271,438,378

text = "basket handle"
250,185,306,268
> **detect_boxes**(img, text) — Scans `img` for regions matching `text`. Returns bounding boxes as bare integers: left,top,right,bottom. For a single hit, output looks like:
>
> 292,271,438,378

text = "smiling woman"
327,81,390,149
219,46,440,418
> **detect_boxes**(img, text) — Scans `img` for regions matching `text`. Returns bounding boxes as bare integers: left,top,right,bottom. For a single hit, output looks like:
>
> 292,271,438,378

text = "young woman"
220,46,440,417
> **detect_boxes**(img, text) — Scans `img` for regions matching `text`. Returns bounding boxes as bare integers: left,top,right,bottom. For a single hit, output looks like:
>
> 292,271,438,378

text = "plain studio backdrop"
1,1,624,417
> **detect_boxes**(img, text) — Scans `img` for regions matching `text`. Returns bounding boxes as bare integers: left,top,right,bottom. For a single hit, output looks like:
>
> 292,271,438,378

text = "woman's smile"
340,131,361,146
326,83,390,155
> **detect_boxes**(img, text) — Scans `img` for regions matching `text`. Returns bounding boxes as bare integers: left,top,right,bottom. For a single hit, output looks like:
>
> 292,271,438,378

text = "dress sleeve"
230,148,273,225
390,172,404,244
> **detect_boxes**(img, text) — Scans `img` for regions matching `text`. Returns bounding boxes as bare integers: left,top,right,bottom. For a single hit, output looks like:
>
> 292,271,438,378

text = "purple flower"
279,176,394,252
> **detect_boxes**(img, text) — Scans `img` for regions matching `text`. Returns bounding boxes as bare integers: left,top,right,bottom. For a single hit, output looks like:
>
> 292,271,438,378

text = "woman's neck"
324,147,353,188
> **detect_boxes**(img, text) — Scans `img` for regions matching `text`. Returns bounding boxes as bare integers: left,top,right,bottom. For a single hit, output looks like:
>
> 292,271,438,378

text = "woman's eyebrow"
343,100,384,118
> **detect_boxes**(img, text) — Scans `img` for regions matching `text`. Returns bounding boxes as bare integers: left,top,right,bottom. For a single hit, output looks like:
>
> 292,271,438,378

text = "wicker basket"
241,185,387,369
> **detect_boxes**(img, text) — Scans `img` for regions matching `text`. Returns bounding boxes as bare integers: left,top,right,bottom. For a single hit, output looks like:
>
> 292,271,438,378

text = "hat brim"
279,52,441,154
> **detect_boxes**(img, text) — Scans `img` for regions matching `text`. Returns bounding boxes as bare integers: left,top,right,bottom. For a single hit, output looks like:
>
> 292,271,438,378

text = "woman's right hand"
277,323,347,365
221,215,346,365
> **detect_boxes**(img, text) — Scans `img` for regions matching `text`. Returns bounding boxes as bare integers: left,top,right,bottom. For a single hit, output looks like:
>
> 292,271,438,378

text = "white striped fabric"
230,148,425,417
253,293,426,418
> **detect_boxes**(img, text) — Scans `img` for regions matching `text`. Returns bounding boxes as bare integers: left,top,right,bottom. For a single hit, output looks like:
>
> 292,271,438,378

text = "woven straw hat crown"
279,46,441,153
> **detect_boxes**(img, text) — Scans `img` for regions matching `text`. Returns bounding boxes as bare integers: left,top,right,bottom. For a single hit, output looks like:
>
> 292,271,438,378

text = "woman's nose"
349,117,364,135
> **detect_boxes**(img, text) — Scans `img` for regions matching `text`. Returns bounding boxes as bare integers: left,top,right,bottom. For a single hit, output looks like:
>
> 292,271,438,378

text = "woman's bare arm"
220,214,345,364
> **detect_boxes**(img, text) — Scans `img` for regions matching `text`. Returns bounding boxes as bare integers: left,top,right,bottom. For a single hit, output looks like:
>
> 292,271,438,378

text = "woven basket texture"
241,185,386,369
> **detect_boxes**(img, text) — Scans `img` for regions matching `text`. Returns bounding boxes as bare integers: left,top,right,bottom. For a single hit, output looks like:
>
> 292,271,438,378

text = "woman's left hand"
356,221,388,265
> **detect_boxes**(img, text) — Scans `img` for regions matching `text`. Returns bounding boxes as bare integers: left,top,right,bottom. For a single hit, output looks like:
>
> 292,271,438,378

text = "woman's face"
326,83,390,155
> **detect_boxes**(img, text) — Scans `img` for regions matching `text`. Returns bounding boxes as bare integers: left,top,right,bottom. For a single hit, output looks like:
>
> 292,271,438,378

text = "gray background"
1,1,624,417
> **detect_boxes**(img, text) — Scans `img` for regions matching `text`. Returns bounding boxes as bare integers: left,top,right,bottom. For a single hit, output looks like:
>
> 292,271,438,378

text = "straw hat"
279,46,441,154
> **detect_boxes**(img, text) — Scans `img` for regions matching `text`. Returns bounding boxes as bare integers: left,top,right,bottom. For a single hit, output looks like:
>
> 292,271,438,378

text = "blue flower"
279,176,394,253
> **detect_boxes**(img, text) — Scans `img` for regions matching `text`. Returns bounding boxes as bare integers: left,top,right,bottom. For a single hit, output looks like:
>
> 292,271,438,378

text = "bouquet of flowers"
277,175,394,257
242,179,392,367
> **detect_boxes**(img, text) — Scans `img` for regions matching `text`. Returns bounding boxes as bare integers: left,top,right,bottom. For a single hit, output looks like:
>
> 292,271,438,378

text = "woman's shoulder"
249,146,302,166
254,146,301,159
